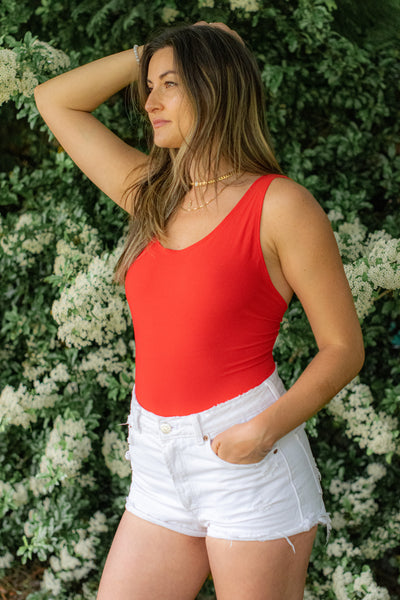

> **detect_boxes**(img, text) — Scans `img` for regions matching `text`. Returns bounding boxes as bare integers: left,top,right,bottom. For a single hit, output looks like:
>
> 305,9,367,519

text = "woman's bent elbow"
350,337,365,378
34,84,44,111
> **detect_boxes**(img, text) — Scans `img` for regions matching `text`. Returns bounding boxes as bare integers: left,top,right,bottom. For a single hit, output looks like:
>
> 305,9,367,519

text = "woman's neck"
189,160,235,188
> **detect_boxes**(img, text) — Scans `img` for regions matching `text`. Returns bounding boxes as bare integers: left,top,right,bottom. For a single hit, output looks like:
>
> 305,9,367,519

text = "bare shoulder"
261,176,333,249
264,177,327,221
261,175,363,370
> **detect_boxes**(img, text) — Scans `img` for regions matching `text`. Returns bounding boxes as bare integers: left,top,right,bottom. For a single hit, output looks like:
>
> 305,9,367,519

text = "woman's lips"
152,120,170,128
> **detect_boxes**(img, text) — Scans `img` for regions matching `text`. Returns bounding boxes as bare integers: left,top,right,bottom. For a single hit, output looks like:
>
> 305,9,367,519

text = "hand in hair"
194,21,244,45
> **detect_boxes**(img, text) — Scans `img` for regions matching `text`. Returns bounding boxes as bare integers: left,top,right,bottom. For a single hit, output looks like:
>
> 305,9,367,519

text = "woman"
34,23,364,600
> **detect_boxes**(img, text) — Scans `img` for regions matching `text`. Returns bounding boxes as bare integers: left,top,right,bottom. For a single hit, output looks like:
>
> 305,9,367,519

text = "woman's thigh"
206,526,317,600
97,511,211,600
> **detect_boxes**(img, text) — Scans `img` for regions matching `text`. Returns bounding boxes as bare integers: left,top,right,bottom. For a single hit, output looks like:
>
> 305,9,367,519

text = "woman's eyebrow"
146,70,178,84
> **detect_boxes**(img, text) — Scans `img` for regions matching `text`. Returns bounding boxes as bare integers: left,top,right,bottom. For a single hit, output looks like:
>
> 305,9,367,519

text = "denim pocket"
205,437,279,470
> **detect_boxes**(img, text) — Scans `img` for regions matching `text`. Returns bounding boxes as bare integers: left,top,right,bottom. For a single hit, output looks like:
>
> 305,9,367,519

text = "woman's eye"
145,81,176,95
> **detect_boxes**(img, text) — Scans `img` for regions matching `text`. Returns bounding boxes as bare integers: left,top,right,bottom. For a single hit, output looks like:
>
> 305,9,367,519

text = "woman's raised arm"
34,49,148,211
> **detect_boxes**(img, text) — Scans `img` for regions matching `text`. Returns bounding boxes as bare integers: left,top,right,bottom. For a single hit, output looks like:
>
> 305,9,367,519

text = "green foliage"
1,0,399,598
333,0,400,46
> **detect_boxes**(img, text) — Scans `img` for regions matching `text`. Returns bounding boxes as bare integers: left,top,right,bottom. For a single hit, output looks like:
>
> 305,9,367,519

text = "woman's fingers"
193,21,245,45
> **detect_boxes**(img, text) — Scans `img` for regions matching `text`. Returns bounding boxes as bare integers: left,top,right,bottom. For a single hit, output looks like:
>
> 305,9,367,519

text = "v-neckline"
156,175,265,253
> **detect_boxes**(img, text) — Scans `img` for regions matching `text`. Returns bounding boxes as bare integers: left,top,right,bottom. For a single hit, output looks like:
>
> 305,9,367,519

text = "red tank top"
125,174,288,416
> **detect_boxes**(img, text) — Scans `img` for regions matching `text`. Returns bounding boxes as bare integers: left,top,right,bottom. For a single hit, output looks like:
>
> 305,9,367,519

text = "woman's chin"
153,139,182,149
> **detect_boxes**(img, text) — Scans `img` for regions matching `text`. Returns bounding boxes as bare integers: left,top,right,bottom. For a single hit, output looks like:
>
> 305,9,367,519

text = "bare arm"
212,178,364,463
254,178,364,443
34,48,148,211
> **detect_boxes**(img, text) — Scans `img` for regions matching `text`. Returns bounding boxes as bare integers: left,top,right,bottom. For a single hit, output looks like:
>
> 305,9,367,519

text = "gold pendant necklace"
181,194,217,212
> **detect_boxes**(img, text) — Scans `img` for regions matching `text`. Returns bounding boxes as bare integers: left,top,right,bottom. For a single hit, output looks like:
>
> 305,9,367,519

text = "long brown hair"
114,25,281,283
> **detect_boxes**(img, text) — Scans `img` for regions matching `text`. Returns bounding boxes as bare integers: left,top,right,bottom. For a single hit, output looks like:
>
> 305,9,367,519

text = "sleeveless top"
125,173,288,416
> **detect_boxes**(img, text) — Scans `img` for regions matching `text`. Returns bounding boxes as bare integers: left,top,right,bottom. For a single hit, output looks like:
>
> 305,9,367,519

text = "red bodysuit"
125,173,288,416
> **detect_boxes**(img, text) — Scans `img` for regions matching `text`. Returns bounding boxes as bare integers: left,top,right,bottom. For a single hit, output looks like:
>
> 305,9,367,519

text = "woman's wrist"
133,44,144,66
250,409,278,450
133,44,141,64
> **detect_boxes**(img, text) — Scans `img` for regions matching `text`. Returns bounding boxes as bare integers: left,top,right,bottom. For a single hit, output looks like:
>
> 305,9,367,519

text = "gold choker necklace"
190,170,236,187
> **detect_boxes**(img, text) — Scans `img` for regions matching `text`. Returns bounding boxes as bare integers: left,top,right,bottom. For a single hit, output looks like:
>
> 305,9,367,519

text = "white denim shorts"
125,368,331,544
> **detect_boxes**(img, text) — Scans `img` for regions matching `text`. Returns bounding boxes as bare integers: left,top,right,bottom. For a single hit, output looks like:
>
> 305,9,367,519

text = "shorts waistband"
128,368,288,443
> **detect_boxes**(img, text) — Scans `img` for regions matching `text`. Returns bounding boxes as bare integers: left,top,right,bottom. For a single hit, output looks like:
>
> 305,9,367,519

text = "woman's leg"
206,526,317,600
97,511,211,600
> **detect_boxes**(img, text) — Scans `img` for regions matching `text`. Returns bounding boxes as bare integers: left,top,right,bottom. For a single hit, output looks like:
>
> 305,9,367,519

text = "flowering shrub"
328,381,399,457
1,1,399,598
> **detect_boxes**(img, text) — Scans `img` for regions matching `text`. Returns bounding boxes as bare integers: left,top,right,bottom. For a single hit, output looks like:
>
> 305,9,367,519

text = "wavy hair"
114,24,281,282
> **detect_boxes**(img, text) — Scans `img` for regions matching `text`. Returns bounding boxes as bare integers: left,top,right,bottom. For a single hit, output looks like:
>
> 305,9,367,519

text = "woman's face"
145,47,195,149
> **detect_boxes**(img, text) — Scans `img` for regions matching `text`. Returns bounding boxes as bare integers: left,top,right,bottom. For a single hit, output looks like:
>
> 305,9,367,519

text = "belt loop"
129,387,142,433
131,405,142,433
190,414,204,444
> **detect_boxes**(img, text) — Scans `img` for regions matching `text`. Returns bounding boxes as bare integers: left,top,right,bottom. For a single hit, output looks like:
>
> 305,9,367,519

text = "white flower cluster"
0,384,34,429
72,582,98,600
80,340,129,388
335,226,400,320
344,261,374,320
53,219,102,279
22,354,51,381
329,462,387,528
0,551,14,569
367,236,400,290
360,510,400,559
41,512,107,595
33,363,69,403
327,536,361,559
28,474,49,497
334,219,367,262
304,576,334,600
230,0,259,11
0,364,69,429
161,7,180,23
0,48,38,105
102,429,131,478
22,325,59,380
0,211,54,268
327,208,344,223
23,495,49,538
88,510,108,534
332,565,390,600
328,380,399,456
31,40,71,73
0,479,29,510
0,39,70,106
52,250,130,349
39,416,92,485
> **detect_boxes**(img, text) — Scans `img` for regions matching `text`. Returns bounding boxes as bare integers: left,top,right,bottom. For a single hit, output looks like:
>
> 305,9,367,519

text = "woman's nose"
145,88,162,113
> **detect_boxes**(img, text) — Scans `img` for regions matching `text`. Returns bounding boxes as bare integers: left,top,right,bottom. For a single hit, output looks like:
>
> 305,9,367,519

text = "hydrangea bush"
1,0,399,598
